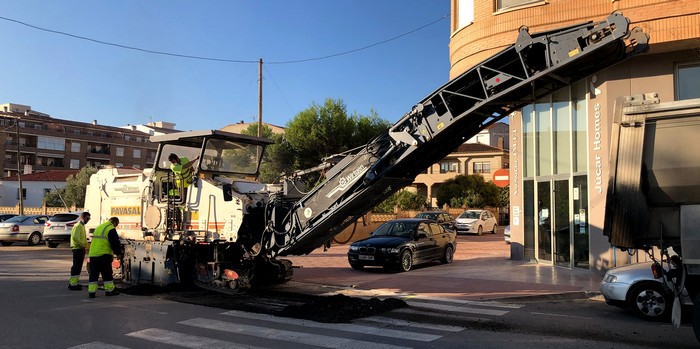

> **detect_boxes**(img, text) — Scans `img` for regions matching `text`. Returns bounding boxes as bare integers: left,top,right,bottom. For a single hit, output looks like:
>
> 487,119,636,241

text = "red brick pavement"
279,230,602,301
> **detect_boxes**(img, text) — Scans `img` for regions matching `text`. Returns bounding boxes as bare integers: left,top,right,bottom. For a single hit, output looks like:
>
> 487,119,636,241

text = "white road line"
529,312,593,320
402,296,524,309
358,315,466,332
180,317,412,349
221,309,441,342
405,301,510,316
67,342,131,349
392,307,493,323
126,328,263,349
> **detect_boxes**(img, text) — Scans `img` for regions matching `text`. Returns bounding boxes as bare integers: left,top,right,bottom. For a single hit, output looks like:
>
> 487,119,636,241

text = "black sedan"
347,218,457,272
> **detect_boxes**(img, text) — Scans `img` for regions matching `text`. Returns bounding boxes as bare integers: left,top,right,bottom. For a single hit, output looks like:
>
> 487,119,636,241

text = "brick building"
450,0,700,272
0,103,161,176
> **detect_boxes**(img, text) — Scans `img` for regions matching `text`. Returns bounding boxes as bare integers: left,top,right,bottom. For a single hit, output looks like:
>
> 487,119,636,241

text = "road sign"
492,169,509,187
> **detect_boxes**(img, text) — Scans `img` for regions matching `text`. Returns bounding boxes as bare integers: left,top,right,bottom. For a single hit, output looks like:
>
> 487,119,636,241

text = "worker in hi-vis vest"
87,217,123,298
168,153,199,194
68,212,91,290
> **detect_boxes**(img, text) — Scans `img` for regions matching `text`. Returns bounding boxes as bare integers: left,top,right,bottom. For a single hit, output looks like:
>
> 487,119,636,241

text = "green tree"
436,174,499,208
285,98,391,174
44,167,97,208
373,190,427,213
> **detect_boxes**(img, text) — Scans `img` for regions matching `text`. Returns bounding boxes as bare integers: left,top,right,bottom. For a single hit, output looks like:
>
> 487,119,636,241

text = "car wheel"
441,245,454,264
627,282,672,321
492,224,497,234
1,241,12,246
399,250,413,272
27,232,42,246
476,225,483,236
350,263,364,270
46,241,59,248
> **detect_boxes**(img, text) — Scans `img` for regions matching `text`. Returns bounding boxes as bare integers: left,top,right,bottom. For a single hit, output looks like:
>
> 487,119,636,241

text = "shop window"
677,63,700,100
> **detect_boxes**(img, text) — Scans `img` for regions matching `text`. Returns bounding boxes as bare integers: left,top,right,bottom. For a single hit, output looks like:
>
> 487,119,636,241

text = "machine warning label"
110,206,141,216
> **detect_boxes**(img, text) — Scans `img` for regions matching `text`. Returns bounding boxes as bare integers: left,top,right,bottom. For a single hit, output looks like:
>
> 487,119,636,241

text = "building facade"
0,170,79,207
0,103,159,176
450,0,700,273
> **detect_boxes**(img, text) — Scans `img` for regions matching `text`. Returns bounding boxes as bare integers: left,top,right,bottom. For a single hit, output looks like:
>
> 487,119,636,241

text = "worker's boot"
88,293,96,298
68,284,82,291
105,289,120,297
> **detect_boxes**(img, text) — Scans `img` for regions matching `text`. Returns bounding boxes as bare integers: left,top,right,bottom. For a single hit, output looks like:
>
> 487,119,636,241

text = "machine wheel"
399,250,413,272
1,241,12,246
441,245,454,264
627,282,672,321
476,226,483,236
350,263,364,270
491,224,498,234
46,241,59,248
27,232,42,246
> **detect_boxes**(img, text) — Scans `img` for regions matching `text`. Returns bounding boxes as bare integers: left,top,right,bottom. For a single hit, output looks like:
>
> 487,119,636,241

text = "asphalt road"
0,236,698,348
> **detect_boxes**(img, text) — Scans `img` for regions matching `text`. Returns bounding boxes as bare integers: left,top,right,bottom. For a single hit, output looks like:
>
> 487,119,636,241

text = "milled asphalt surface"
274,228,603,302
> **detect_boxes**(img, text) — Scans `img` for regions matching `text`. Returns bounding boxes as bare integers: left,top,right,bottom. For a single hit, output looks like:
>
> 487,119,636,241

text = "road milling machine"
84,12,648,294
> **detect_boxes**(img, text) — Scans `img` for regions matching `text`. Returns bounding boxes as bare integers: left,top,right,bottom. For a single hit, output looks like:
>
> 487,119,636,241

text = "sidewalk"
276,234,603,302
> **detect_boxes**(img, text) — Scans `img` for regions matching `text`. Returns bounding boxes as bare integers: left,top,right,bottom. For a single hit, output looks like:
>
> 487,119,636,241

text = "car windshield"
415,213,437,220
372,221,417,238
5,215,30,223
458,211,481,219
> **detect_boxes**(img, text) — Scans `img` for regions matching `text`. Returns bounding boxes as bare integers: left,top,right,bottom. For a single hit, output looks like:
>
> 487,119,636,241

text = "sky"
0,1,452,131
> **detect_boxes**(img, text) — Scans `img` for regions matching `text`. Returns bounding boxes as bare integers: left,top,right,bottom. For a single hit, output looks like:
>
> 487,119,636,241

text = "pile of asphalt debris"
119,283,408,323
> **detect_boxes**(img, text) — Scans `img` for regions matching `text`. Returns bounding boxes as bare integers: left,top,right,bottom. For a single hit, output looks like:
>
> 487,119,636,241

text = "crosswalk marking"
180,317,411,349
405,300,510,316
221,309,441,342
392,307,494,323
67,342,131,349
358,315,466,332
127,328,265,349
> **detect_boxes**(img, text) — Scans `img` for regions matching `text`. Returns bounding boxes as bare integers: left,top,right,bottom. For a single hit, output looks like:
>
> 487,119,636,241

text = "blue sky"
0,1,451,131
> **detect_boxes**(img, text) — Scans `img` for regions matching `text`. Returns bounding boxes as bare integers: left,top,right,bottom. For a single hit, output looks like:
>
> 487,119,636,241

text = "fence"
0,204,80,216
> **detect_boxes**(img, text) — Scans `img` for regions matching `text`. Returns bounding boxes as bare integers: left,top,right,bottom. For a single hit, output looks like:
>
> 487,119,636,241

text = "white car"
43,211,87,248
454,209,497,235
600,261,692,321
0,215,50,246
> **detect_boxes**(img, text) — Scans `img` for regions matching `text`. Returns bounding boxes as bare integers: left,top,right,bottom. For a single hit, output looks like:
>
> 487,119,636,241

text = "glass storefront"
521,80,589,269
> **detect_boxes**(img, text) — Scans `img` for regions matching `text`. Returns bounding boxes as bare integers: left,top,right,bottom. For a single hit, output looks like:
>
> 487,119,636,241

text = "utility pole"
4,114,24,215
257,58,263,138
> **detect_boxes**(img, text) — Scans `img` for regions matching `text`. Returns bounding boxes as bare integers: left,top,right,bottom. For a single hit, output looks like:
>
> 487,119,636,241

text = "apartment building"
450,0,700,272
0,103,159,176
412,124,509,206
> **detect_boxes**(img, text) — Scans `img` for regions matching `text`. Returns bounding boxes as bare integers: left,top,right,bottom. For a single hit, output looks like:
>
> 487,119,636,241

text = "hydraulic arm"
270,12,649,257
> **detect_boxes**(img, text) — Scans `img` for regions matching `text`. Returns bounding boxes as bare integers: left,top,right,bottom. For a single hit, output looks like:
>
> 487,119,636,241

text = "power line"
0,14,449,65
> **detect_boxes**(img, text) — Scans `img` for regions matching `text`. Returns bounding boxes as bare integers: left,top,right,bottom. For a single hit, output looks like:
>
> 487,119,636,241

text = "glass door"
553,179,570,267
536,181,552,262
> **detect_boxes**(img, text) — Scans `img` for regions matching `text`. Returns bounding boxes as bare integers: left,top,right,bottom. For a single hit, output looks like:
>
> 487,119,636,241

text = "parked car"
347,218,457,272
0,214,50,246
414,211,455,231
44,211,86,248
600,261,692,321
454,209,498,235
504,225,511,244
0,214,18,222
